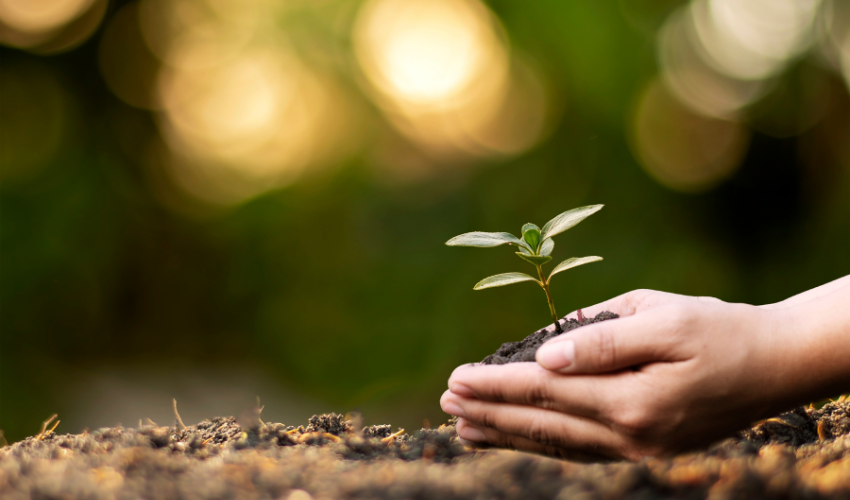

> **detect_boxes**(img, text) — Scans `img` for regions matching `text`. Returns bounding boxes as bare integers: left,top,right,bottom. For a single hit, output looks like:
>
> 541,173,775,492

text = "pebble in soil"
2,399,849,499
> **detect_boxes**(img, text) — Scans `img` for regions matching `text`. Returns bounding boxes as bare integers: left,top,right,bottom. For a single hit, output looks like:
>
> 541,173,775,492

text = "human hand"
441,289,825,460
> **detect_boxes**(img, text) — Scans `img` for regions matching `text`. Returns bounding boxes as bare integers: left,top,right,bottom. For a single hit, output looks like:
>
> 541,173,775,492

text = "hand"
441,285,850,461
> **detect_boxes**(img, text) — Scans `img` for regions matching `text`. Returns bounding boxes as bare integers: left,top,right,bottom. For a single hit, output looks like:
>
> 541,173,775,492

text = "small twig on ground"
38,415,58,440
256,397,266,428
146,418,158,427
381,428,405,444
297,432,341,444
173,399,187,432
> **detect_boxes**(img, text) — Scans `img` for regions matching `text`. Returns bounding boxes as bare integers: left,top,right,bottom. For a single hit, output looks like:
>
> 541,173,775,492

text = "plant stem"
536,265,561,333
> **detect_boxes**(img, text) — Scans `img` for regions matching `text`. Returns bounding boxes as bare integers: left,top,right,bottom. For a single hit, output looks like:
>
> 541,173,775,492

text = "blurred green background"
1,0,848,443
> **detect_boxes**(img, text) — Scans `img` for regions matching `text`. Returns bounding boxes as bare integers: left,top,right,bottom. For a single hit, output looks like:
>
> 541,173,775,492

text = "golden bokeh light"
659,7,768,119
354,0,506,108
657,0,831,121
138,0,263,72
0,0,93,33
0,0,106,52
692,0,821,81
353,0,548,157
820,0,850,89
629,78,750,193
83,0,359,205
156,47,353,205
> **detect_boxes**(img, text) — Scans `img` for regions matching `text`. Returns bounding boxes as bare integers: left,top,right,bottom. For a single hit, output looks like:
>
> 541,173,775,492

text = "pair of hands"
440,281,850,461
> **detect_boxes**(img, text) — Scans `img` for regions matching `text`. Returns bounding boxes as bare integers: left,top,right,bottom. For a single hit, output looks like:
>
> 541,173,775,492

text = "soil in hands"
483,311,619,364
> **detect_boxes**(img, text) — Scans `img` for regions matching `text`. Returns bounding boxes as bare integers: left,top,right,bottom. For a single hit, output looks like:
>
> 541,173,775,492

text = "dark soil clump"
2,399,849,499
483,311,619,364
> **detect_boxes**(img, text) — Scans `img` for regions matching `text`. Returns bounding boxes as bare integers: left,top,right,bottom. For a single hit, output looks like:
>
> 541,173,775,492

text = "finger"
561,289,684,322
537,305,689,373
447,364,620,420
561,289,652,321
441,392,623,457
455,418,613,462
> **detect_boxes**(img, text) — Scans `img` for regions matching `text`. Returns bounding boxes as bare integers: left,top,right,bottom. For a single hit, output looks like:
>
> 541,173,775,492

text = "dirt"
482,311,619,364
2,398,849,499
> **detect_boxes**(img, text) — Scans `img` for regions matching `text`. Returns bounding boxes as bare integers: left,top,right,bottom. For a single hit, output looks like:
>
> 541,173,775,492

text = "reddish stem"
577,309,584,322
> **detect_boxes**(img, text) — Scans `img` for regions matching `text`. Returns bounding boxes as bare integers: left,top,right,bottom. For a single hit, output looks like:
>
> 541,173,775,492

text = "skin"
440,275,850,461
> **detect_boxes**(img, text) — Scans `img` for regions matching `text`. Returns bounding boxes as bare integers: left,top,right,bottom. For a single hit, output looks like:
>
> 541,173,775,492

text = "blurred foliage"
1,0,848,442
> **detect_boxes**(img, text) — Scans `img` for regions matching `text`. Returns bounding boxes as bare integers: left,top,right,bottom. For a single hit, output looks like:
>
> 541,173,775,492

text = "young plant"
446,205,604,333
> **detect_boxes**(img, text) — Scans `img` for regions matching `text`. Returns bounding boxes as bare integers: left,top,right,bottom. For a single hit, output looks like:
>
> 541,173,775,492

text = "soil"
482,311,619,364
2,398,849,499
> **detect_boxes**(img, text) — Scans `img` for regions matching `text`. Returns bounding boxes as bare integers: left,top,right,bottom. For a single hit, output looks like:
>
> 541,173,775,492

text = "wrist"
770,290,850,405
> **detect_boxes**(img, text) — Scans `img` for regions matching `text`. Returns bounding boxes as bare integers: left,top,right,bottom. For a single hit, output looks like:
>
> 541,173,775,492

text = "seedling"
446,205,603,333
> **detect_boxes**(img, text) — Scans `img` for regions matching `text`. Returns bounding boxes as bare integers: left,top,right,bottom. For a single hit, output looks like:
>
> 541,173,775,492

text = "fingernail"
448,381,475,398
441,401,467,419
459,425,486,442
536,339,575,371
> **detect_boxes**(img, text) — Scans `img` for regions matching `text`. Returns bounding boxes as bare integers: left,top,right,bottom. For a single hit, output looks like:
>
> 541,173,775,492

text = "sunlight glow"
659,7,767,119
630,78,749,193
820,0,850,90
0,0,94,33
156,47,351,205
354,0,500,108
90,0,359,205
0,0,106,52
658,0,824,119
353,0,548,158
138,0,262,72
693,0,821,80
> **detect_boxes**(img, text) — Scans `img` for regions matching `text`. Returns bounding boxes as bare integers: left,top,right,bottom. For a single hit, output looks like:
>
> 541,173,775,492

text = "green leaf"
540,238,554,256
518,245,532,255
473,272,540,290
548,256,603,280
540,205,604,241
521,223,541,250
446,232,527,249
516,253,552,266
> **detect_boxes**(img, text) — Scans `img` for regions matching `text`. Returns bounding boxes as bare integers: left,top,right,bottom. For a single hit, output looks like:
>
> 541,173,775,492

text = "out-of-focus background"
1,0,848,443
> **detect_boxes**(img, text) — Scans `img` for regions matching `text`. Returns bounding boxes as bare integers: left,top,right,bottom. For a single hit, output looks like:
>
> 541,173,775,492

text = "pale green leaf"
540,238,554,256
473,272,540,290
540,205,604,241
516,253,552,266
521,223,541,250
446,232,527,249
548,256,603,281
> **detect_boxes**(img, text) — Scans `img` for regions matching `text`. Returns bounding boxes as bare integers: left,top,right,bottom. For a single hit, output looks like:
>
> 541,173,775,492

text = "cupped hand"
440,289,800,461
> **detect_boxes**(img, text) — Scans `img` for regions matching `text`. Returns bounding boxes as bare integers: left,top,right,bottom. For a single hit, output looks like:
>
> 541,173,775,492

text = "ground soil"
2,397,849,499
482,311,619,364
2,314,847,498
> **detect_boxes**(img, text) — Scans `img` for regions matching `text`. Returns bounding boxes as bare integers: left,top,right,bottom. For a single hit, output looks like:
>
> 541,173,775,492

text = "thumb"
536,309,675,373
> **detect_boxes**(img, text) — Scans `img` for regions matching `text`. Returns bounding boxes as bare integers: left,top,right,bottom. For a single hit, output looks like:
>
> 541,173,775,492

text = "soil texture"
483,311,619,364
2,398,849,499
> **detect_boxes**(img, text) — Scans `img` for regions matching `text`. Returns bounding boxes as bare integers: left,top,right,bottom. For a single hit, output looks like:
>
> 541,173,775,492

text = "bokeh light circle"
352,0,548,158
629,78,750,193
658,6,769,119
0,0,106,52
155,46,354,205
